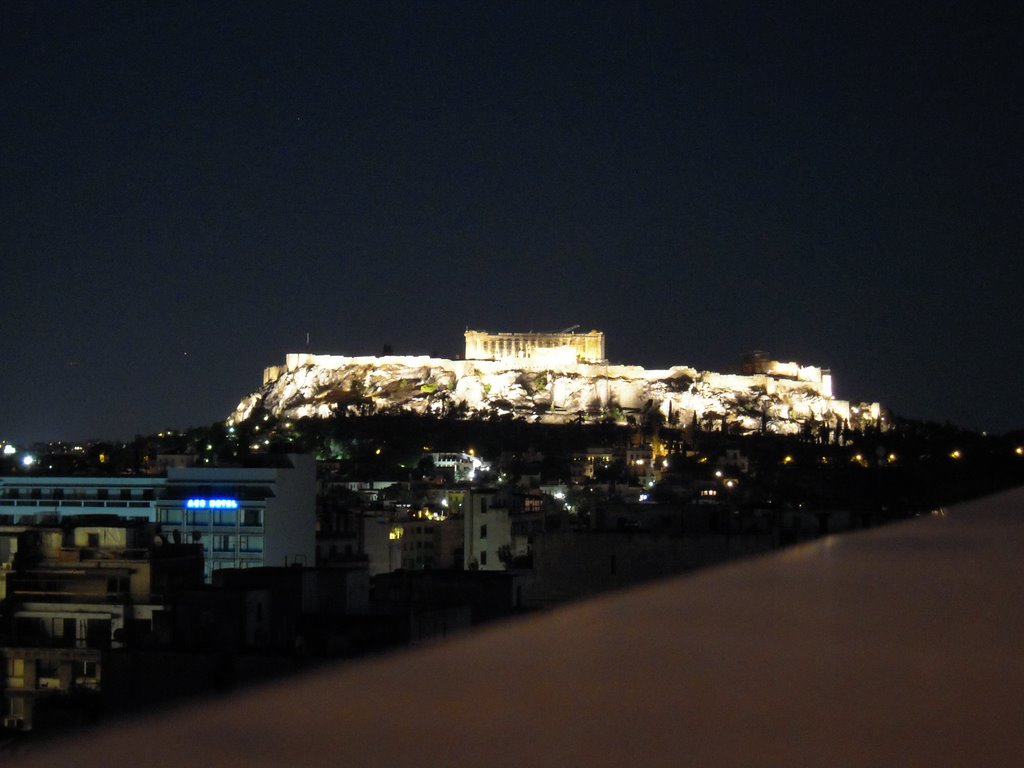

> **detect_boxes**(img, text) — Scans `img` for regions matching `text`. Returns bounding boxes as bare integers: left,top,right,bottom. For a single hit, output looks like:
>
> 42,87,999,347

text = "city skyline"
2,1,1022,442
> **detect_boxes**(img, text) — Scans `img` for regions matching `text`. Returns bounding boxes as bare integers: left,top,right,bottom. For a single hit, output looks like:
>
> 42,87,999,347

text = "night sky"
2,1,1021,443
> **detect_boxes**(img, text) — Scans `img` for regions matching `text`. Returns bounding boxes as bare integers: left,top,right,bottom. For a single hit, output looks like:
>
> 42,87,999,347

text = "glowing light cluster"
414,509,447,521
186,498,238,509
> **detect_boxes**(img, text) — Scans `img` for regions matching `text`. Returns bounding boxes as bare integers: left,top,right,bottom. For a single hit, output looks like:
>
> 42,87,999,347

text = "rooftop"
10,487,1024,766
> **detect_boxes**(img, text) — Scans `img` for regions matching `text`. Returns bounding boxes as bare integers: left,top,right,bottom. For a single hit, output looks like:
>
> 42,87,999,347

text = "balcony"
10,487,1024,766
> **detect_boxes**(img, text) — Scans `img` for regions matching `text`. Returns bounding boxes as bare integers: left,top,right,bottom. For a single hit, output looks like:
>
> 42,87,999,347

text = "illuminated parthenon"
465,329,606,365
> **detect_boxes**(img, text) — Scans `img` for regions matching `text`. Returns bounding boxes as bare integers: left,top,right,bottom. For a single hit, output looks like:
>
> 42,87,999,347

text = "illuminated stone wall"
245,337,877,435
464,329,605,364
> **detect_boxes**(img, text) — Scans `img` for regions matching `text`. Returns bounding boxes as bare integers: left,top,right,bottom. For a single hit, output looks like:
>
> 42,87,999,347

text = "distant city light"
185,498,238,509
1016,447,1023,456
21,454,34,467
949,450,962,460
2,444,16,456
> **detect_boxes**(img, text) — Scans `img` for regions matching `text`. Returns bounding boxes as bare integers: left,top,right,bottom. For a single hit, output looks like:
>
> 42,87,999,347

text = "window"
37,659,61,688
214,509,237,526
480,524,487,539
55,618,75,648
213,535,234,552
87,533,100,548
74,660,98,683
6,658,24,688
241,508,262,527
8,696,25,718
85,619,111,650
480,550,487,566
189,509,209,526
159,508,183,525
239,535,263,553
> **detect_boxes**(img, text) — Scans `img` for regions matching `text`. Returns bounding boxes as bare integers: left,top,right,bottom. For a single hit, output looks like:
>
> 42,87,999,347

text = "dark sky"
2,1,1022,443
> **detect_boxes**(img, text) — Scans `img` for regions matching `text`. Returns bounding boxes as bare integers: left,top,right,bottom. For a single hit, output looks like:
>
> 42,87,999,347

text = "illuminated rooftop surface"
13,488,1024,766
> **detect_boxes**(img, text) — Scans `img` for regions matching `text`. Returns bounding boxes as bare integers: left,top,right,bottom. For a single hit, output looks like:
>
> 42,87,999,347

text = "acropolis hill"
229,330,883,435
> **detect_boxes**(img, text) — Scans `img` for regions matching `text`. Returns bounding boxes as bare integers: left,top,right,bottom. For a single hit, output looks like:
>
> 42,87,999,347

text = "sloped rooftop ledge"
13,488,1024,767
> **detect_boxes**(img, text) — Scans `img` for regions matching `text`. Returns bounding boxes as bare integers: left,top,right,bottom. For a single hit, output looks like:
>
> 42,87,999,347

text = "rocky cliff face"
228,355,879,435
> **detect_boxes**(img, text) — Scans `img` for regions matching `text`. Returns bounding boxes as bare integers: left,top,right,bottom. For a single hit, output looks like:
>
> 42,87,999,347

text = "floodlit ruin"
230,331,882,435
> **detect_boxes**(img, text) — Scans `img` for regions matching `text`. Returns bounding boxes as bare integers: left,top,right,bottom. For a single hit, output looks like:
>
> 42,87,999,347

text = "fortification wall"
247,351,877,435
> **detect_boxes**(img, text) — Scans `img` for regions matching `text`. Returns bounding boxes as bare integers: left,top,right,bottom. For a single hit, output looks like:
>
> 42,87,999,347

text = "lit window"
6,658,24,688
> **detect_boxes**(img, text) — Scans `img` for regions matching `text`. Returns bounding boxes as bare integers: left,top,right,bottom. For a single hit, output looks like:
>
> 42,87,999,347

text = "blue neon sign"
185,498,238,509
